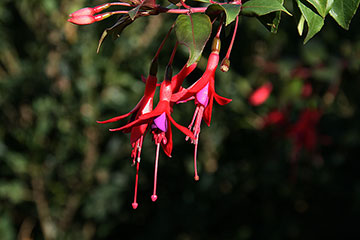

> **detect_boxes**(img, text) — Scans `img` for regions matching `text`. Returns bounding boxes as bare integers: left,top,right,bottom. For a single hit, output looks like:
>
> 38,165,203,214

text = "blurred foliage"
1,0,360,239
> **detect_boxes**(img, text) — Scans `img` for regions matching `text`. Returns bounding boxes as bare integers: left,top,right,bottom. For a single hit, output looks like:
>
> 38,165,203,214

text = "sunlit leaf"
297,0,324,43
329,0,360,29
241,0,291,16
305,0,334,17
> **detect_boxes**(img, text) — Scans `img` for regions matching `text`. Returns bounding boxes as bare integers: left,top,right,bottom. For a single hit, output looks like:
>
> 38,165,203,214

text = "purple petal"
196,83,209,107
153,112,168,132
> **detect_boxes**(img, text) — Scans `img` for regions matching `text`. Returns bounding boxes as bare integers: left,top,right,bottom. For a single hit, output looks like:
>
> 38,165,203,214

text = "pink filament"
151,143,161,202
132,136,143,209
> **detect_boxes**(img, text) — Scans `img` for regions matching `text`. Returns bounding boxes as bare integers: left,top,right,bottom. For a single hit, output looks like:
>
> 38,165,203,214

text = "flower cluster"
68,2,240,209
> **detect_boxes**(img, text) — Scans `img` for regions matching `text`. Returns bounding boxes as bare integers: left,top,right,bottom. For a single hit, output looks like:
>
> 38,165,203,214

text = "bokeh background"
1,0,360,239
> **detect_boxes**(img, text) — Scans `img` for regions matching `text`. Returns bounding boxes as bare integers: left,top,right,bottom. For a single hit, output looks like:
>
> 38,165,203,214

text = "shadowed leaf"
175,13,212,66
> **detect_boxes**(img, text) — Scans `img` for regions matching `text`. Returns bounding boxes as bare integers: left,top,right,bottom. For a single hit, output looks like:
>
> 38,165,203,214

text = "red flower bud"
69,4,111,18
249,82,273,106
69,7,94,18
68,13,112,25
68,15,96,25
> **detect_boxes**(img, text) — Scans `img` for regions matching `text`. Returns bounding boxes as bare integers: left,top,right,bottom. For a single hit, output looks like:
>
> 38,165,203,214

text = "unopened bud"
68,15,96,25
165,64,173,81
211,37,221,53
69,7,94,18
220,58,230,72
68,12,112,25
149,59,158,76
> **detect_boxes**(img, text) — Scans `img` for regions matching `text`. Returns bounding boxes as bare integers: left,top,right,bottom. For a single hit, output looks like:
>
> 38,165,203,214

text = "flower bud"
211,37,221,53
68,15,96,25
149,59,158,76
220,58,230,72
68,12,112,25
69,7,94,18
165,64,173,81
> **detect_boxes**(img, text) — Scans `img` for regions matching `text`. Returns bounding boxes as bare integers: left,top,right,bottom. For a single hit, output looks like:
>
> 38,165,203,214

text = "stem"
156,6,208,14
216,15,224,38
179,0,191,9
110,2,133,7
225,16,239,59
153,24,175,61
168,41,178,66
151,143,161,202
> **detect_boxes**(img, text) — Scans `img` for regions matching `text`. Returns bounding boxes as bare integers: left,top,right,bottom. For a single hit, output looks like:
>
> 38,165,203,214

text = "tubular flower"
171,37,232,180
97,61,158,209
110,65,195,203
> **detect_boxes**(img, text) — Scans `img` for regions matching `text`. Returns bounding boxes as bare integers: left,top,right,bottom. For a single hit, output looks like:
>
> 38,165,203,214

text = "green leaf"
297,0,324,43
329,0,360,29
241,0,291,16
97,15,134,53
206,4,241,26
257,0,284,33
305,0,334,17
175,13,212,66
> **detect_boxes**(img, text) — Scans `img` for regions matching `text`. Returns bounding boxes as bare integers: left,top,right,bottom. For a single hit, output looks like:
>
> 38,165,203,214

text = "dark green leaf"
241,0,291,16
175,13,212,66
297,0,324,44
257,0,283,33
305,0,333,17
97,15,134,53
329,0,360,29
206,4,241,25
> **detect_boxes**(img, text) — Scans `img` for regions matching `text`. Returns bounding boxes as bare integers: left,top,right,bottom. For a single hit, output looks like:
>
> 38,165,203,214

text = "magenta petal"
196,83,209,107
153,112,168,132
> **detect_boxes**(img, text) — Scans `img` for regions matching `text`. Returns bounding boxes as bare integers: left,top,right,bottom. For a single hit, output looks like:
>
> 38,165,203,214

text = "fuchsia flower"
98,60,196,208
171,37,232,180
111,64,195,203
249,82,273,106
97,61,158,209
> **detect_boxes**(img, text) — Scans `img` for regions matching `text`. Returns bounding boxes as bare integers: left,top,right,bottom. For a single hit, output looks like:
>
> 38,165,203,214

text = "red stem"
225,16,239,59
153,24,175,61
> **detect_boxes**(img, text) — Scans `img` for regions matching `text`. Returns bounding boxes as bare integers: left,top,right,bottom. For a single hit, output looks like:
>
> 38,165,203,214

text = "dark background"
1,0,360,239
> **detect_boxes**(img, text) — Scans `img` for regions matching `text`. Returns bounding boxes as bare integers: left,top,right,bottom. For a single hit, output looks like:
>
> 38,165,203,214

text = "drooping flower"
110,64,195,202
97,60,158,209
248,82,273,106
171,37,232,180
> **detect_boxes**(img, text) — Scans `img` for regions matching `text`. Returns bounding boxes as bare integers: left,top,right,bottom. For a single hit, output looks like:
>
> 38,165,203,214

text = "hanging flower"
171,37,232,180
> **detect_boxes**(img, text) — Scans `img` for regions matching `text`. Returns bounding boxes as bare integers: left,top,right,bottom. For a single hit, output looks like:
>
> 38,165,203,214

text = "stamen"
186,106,200,141
194,139,200,181
151,143,161,202
132,160,140,209
132,136,143,209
